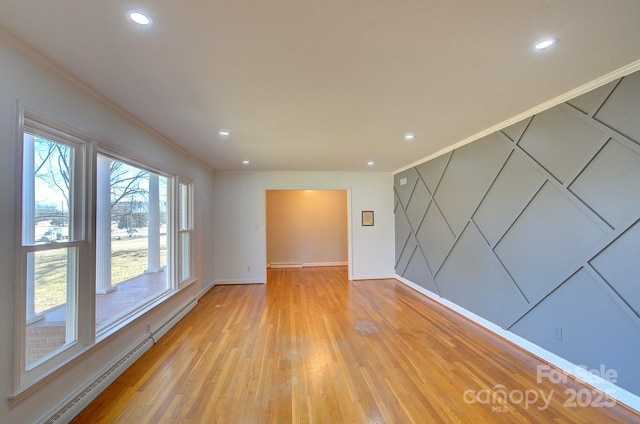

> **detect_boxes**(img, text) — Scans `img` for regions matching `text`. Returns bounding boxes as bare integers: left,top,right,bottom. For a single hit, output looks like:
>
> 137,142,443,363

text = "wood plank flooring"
71,267,640,423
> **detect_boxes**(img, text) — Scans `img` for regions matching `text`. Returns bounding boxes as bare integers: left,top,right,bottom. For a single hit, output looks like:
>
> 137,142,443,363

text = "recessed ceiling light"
242,160,250,165
367,161,375,166
534,38,557,50
128,10,152,26
404,133,415,141
219,129,230,137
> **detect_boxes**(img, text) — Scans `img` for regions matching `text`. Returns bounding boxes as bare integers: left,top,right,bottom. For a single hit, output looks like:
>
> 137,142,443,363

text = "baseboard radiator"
42,299,197,424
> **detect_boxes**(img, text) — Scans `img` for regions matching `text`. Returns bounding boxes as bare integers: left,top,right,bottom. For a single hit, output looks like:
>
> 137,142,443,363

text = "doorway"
266,189,348,269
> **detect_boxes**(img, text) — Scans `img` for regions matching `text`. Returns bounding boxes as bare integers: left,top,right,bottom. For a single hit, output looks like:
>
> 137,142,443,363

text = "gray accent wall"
394,70,640,396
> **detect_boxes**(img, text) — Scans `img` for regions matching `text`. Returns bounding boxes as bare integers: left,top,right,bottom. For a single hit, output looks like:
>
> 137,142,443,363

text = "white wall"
0,30,216,423
213,171,394,282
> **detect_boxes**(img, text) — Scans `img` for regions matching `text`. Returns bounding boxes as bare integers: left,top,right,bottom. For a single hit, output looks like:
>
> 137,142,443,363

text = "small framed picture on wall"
362,211,374,226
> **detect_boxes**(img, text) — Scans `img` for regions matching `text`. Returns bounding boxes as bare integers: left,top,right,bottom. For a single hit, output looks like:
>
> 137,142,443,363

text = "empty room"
1,1,640,423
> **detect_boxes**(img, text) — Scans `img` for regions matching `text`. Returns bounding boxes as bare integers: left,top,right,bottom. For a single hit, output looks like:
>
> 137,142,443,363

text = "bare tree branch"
33,138,150,221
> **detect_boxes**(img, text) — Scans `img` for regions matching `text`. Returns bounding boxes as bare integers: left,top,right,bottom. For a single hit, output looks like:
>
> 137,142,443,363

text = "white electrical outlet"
553,326,562,341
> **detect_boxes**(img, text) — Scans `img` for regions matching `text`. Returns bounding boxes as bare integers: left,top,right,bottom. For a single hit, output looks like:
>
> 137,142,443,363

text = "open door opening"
266,189,348,272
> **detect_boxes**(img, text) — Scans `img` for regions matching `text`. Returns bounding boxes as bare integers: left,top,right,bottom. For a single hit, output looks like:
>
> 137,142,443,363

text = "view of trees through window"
28,143,169,312
18,113,194,390
105,159,168,285
31,137,72,310
24,134,171,366
95,155,169,331
24,134,78,366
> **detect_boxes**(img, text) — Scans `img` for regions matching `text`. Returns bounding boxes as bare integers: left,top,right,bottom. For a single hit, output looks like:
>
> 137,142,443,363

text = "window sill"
95,288,176,343
178,277,197,291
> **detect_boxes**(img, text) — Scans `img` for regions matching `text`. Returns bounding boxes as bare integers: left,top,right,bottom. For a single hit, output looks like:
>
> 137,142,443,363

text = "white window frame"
94,147,176,338
13,106,95,394
11,106,195,401
177,178,195,287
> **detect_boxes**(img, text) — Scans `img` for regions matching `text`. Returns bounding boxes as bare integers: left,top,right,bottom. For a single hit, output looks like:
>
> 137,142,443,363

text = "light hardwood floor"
71,267,639,423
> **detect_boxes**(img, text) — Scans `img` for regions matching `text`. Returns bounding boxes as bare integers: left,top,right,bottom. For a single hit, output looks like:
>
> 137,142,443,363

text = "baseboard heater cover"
42,299,197,424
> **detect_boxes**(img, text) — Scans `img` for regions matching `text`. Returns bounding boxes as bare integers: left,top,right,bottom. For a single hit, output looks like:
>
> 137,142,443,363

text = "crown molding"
394,59,640,175
0,27,216,174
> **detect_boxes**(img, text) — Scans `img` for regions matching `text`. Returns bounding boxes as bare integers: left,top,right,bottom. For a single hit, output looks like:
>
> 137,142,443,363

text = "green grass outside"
33,234,166,313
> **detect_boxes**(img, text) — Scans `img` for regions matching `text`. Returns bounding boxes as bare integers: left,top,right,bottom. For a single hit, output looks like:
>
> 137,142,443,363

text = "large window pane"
23,133,78,369
25,246,77,367
24,135,72,245
96,156,169,332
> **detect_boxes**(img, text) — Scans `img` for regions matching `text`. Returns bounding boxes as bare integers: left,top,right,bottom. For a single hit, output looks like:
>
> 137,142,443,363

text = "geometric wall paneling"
494,182,610,304
517,107,605,184
394,68,640,397
569,139,640,229
474,151,546,246
394,168,419,209
594,72,640,145
403,247,440,294
566,79,619,116
394,191,399,212
396,236,418,276
501,116,532,143
435,223,528,328
510,268,640,395
395,204,413,266
415,150,452,194
433,132,512,237
405,180,431,232
590,221,640,317
415,202,456,274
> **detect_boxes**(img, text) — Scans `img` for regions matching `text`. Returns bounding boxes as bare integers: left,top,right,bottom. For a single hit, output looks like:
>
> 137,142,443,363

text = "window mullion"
78,141,97,346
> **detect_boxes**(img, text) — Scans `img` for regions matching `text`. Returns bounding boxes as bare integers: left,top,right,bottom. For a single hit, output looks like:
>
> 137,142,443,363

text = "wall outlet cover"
553,326,563,341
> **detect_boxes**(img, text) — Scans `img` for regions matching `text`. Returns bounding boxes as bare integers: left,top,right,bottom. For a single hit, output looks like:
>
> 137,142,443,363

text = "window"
14,108,195,397
18,116,88,387
95,155,170,334
178,180,194,285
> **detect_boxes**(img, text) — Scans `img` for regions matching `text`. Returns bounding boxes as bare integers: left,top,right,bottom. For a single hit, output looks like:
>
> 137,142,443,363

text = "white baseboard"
268,261,348,269
197,281,216,300
269,262,303,269
42,298,197,424
352,273,395,280
394,274,640,413
213,278,265,285
301,261,348,267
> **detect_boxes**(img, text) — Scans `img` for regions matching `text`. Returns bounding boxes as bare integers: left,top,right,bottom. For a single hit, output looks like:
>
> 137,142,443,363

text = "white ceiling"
1,1,640,172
